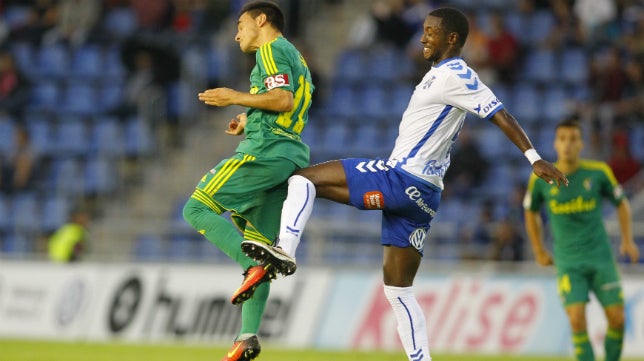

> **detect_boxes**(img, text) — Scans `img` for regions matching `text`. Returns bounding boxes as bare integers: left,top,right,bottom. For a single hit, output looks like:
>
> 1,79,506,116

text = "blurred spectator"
108,49,164,120
608,130,642,185
0,125,39,194
589,47,631,103
462,13,493,84
573,0,618,46
443,127,489,196
370,0,415,48
0,50,30,119
488,217,525,261
48,208,90,263
487,13,519,84
130,0,174,31
42,0,101,47
546,0,585,49
8,0,59,45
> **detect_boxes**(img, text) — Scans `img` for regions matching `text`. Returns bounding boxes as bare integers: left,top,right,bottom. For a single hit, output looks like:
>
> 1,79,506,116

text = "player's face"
235,12,261,53
420,16,449,64
554,126,583,163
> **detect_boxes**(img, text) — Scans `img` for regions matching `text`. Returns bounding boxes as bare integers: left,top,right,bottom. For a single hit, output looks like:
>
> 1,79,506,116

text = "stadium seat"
60,83,98,115
26,118,54,156
55,119,90,157
84,156,117,195
477,126,510,159
521,49,556,84
48,158,85,196
349,123,383,157
124,117,154,157
30,81,61,112
527,10,555,46
102,8,138,40
35,44,70,78
389,84,413,118
359,85,388,119
103,46,126,80
511,83,541,124
0,118,16,156
91,117,125,158
334,49,366,84
69,45,104,79
0,194,9,233
9,42,35,76
40,195,70,233
2,232,31,255
133,234,165,261
559,47,589,86
98,81,124,112
542,86,570,124
11,192,41,234
325,84,358,118
321,123,350,157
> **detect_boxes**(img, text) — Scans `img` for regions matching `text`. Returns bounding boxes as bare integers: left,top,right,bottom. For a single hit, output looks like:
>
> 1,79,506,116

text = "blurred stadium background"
0,0,643,359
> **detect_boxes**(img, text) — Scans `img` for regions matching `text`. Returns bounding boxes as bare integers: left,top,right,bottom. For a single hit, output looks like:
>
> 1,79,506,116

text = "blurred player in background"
183,1,314,360
524,117,640,361
240,7,567,361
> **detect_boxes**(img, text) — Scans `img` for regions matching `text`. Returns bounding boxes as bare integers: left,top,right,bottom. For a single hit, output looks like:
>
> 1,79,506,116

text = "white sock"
383,285,431,361
278,175,315,257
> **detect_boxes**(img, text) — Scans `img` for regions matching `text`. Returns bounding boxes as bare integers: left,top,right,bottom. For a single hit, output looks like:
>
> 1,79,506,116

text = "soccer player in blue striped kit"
242,7,568,361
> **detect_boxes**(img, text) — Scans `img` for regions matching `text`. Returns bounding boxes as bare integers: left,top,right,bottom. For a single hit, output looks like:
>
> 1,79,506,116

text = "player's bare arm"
524,210,554,266
489,109,569,187
225,113,247,136
616,198,640,263
198,87,293,112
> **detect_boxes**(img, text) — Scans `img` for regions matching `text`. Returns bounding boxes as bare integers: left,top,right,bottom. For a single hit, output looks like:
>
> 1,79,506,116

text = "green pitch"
0,339,640,361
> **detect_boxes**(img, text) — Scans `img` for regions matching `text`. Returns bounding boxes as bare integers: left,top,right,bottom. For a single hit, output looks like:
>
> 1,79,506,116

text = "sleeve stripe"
260,43,278,75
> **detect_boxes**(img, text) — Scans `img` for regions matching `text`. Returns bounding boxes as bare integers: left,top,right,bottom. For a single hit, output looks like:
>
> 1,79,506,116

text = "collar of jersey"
433,57,463,68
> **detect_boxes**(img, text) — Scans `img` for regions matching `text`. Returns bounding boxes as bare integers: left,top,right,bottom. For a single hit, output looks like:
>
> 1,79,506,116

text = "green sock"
183,197,254,269
604,327,624,361
572,331,595,361
240,282,269,334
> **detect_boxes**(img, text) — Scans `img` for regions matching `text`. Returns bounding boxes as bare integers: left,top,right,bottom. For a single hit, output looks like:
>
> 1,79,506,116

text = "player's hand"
620,239,640,263
198,88,239,107
225,113,247,135
532,160,569,187
534,249,553,266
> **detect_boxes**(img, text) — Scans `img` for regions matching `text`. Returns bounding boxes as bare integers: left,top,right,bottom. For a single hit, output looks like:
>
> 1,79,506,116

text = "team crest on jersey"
409,228,427,250
421,75,436,89
549,186,559,196
250,86,259,94
264,73,290,90
583,178,592,191
363,191,385,209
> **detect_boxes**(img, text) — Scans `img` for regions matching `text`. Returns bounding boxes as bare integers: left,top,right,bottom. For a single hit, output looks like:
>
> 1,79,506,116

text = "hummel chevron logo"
410,349,424,361
356,160,389,173
447,62,479,90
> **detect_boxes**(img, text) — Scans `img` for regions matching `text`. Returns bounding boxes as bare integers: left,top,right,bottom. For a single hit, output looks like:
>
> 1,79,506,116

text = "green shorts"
191,153,298,242
555,259,624,308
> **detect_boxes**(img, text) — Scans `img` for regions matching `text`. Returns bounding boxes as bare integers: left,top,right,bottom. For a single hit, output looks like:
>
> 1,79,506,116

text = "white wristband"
524,148,541,165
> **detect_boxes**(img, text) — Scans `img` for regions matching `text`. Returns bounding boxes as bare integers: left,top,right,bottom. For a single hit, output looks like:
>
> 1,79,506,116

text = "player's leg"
383,246,430,361
557,268,594,361
243,160,349,273
592,261,626,361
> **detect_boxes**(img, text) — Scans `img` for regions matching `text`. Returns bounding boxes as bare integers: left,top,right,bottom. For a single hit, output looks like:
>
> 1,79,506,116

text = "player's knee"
567,314,587,332
606,309,625,330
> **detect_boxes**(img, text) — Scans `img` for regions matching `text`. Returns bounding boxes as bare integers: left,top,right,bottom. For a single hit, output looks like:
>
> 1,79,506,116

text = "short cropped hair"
429,8,469,47
240,1,285,33
556,116,582,131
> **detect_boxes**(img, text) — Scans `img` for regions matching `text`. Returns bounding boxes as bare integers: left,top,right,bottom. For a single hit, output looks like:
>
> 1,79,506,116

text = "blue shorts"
341,158,441,254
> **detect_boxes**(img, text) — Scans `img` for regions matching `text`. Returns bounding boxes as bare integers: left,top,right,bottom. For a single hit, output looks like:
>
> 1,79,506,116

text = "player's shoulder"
435,57,480,90
579,159,612,173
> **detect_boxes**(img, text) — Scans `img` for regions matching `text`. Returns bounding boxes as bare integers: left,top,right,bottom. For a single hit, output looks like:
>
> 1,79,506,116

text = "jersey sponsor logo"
549,196,596,214
405,186,436,217
421,160,447,177
363,191,385,209
409,228,427,250
356,160,389,173
475,98,501,115
264,73,290,90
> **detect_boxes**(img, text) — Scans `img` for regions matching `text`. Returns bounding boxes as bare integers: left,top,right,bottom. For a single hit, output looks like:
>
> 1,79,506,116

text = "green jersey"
236,36,315,168
523,159,625,263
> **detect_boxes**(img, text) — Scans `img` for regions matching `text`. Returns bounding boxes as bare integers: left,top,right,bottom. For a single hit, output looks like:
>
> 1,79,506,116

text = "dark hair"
556,115,581,131
240,1,285,33
429,8,469,47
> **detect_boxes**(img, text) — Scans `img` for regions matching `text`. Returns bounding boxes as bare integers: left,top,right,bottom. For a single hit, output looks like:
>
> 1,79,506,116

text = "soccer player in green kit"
183,1,314,360
524,117,640,361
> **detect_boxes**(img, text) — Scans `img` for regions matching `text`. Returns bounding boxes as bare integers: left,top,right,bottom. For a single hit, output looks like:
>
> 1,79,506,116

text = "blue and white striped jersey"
388,57,504,190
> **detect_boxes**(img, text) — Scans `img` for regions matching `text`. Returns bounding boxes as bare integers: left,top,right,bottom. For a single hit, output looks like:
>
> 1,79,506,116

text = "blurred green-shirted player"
524,117,640,361
182,2,314,361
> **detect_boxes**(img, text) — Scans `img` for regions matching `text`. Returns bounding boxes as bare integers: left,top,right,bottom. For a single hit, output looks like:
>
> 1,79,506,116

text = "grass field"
4,339,641,361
